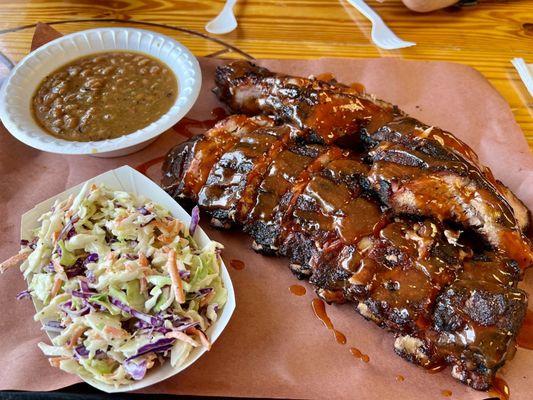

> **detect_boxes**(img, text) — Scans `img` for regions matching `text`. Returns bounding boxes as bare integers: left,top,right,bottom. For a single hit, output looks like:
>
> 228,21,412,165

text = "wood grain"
0,0,531,148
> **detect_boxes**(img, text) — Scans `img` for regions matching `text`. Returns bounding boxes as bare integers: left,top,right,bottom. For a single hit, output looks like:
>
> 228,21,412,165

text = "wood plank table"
0,2,531,399
0,0,531,149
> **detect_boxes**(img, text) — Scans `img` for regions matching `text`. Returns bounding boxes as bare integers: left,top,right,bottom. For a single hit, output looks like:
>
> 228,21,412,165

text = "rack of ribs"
162,62,532,391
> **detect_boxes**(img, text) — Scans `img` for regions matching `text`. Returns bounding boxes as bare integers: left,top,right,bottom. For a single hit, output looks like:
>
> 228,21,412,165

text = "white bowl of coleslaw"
11,165,235,393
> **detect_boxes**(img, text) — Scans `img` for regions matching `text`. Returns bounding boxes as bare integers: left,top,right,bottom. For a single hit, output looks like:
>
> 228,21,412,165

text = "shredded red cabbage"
179,270,191,281
42,320,64,333
174,321,200,332
85,269,96,283
126,337,175,361
79,280,95,294
137,206,151,216
74,345,90,358
56,215,80,244
109,297,163,327
189,206,200,236
58,300,90,317
16,290,31,300
71,290,94,299
44,262,55,273
66,265,85,279
123,359,147,380
84,253,99,265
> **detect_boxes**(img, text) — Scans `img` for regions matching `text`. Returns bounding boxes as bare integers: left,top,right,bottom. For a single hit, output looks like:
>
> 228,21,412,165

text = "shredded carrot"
141,267,154,276
165,249,185,304
138,252,149,267
0,252,29,273
186,327,211,350
200,290,216,308
157,233,174,244
52,231,60,245
124,262,136,272
62,194,74,211
153,219,183,237
67,327,87,349
48,357,64,368
103,325,128,338
115,214,128,224
140,276,148,294
50,277,63,298
165,330,199,347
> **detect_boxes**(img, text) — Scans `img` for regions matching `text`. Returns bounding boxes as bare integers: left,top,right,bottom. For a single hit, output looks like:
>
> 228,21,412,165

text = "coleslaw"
1,183,227,386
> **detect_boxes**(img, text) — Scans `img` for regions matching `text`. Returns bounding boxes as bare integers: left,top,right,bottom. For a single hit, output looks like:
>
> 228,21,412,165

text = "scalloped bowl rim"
0,27,202,155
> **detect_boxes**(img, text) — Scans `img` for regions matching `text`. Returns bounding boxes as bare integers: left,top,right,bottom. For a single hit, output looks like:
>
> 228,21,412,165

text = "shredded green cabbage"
16,183,226,386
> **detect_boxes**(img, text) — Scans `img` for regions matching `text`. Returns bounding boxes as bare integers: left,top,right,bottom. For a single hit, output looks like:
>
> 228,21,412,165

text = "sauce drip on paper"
349,347,370,363
172,107,227,139
135,107,228,176
517,308,533,350
488,377,510,400
289,284,306,296
311,298,347,345
334,330,347,345
312,298,334,330
229,259,245,270
396,375,405,382
135,155,166,176
441,389,452,397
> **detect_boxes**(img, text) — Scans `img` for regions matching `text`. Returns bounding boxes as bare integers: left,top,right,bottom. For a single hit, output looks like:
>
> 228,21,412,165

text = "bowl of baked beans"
0,28,201,157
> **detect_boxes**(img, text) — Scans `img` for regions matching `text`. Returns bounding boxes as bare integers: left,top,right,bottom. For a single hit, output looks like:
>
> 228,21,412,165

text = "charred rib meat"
162,62,532,391
214,61,533,271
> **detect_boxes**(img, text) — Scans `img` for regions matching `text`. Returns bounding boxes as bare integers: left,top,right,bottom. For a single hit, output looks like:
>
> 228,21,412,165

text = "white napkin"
512,58,533,97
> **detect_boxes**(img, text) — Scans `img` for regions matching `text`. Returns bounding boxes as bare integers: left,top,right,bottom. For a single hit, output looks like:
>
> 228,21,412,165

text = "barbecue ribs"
162,61,532,391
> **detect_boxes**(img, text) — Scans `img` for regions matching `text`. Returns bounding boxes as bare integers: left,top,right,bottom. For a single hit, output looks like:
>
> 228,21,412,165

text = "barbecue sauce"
517,308,533,350
311,298,347,345
138,107,227,177
312,298,334,330
135,155,166,176
488,377,510,400
334,330,347,345
315,72,336,82
172,107,227,139
349,347,370,363
349,82,366,93
289,284,306,296
229,259,245,270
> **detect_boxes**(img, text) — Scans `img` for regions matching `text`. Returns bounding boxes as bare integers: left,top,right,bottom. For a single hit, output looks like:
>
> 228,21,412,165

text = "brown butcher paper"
0,24,532,399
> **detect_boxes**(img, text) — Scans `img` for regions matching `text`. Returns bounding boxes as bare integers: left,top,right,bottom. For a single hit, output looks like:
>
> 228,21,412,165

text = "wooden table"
0,0,531,147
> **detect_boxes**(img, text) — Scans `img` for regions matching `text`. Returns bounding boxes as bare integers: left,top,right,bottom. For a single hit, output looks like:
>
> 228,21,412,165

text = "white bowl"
21,166,236,392
0,28,202,157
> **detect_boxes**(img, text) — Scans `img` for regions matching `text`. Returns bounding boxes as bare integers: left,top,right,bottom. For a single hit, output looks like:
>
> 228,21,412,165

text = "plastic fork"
205,0,238,35
346,0,416,50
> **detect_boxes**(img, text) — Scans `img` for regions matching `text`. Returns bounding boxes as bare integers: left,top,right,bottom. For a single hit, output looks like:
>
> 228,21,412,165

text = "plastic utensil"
511,58,533,97
346,0,416,50
205,0,238,35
